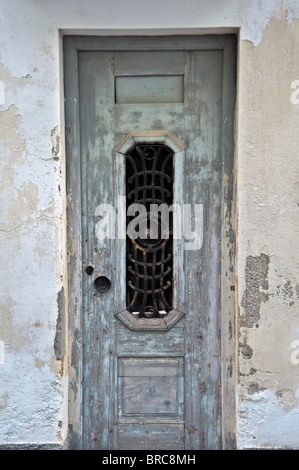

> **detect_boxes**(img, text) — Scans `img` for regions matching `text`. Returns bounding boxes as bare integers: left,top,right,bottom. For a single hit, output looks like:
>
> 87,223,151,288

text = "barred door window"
125,144,173,318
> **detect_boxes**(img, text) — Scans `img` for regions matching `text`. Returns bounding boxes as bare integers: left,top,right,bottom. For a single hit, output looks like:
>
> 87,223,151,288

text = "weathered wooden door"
64,36,236,450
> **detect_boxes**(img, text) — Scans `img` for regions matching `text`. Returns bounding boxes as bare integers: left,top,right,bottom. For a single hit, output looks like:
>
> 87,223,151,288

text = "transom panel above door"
64,35,237,450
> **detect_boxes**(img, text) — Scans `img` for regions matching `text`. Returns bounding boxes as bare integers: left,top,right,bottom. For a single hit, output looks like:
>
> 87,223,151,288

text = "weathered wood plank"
114,103,184,137
115,75,184,104
115,51,185,76
220,37,237,450
118,357,184,421
121,358,180,377
64,35,236,52
116,323,185,356
121,376,178,415
64,39,83,450
183,50,223,450
79,51,117,450
117,423,185,450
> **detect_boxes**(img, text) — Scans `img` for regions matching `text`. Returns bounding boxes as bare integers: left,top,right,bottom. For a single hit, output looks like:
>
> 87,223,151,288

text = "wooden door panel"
79,47,222,450
64,35,237,450
118,358,183,416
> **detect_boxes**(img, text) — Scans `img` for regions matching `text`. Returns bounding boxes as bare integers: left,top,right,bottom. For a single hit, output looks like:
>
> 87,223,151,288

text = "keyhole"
94,276,111,293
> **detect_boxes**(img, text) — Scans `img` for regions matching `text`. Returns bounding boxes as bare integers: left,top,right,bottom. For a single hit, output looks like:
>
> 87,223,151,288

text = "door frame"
63,34,237,450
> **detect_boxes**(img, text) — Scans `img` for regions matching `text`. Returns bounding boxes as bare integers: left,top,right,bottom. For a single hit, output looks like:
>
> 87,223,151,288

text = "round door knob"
94,276,111,293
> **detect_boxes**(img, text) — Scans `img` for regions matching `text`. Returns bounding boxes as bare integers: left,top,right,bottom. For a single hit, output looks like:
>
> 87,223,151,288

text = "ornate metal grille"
126,144,173,318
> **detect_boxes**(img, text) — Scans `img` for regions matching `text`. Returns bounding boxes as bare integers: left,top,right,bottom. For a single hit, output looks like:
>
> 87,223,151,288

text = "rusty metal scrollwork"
126,144,173,318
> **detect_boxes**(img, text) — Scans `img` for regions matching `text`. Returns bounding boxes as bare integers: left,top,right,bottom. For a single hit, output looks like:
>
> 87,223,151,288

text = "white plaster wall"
0,0,298,448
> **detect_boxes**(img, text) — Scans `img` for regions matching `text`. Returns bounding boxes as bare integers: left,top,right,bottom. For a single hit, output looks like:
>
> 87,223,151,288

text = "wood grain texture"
115,75,184,104
117,423,185,450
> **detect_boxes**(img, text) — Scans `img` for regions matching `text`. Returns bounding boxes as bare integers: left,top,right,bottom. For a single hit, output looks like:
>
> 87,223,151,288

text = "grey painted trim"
63,35,236,52
220,36,237,450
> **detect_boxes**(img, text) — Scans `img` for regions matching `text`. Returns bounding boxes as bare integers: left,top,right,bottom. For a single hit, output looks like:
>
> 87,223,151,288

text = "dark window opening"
125,144,173,318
